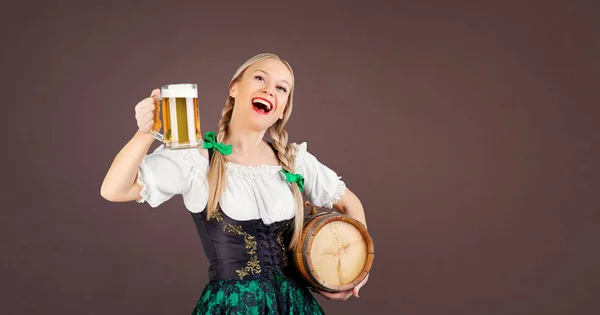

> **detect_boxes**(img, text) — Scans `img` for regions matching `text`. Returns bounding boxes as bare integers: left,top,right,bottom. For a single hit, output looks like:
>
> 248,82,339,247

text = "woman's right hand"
135,89,161,134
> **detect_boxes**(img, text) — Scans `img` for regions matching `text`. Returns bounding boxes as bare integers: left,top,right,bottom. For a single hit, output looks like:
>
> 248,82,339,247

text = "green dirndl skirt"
191,269,325,315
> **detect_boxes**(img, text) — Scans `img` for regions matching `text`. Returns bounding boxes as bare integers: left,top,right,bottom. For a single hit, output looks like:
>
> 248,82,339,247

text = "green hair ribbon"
280,169,305,192
202,131,232,155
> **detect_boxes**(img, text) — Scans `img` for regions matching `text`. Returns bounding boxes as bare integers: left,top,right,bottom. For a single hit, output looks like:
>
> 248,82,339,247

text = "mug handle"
149,94,165,142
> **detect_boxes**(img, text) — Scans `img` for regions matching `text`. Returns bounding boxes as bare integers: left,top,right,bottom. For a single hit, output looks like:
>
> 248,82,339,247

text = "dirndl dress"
189,206,324,315
137,140,347,315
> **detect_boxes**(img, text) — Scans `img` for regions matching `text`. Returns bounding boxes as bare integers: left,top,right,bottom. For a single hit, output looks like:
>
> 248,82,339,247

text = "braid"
217,99,234,142
269,123,294,171
206,97,234,219
269,121,303,250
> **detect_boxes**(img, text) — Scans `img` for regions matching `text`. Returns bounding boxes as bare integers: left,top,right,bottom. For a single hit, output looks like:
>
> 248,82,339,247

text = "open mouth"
251,97,274,115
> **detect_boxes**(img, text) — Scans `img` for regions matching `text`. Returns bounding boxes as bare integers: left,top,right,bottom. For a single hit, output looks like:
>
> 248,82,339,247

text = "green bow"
202,132,232,155
280,169,305,192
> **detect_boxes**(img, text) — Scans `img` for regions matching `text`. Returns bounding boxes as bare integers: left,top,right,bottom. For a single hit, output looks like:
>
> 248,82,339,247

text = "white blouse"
136,142,347,225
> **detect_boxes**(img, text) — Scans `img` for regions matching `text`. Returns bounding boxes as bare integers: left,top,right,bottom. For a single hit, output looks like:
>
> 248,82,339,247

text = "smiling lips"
251,97,274,115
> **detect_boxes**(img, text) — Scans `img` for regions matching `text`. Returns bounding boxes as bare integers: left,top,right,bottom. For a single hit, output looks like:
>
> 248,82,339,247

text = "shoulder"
197,148,209,160
289,141,340,175
147,145,209,170
290,142,308,157
289,141,322,168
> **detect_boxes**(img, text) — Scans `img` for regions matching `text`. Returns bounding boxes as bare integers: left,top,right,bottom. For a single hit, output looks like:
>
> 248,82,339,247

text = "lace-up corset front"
191,206,292,281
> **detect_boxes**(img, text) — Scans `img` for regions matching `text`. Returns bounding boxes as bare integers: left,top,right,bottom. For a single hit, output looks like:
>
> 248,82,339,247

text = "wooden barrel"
291,201,374,293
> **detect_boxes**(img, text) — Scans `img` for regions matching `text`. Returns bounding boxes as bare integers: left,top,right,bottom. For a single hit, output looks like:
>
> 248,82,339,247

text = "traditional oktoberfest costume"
136,132,347,314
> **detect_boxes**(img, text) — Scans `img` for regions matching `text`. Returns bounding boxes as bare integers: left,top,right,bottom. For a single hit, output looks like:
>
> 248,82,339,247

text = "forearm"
100,130,155,199
333,188,367,229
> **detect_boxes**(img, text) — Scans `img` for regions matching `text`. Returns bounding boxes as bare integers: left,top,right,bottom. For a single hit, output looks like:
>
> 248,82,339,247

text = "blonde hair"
206,53,304,250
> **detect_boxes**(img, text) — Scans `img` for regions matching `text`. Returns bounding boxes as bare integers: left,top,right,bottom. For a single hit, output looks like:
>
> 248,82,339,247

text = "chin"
247,117,277,132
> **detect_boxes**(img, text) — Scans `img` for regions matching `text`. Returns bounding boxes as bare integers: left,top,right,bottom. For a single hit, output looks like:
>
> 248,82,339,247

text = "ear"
229,83,238,98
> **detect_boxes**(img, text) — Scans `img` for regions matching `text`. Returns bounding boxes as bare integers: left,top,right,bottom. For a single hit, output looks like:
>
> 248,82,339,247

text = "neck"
223,121,267,156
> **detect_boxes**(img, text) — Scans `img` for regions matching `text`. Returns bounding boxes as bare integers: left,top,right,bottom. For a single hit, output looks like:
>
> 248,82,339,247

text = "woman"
101,53,369,314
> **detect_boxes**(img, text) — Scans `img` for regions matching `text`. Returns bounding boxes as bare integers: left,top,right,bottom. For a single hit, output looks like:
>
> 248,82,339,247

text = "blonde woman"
101,53,369,314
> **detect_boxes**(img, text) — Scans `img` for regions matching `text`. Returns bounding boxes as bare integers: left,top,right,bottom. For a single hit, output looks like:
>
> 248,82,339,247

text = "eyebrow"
255,69,290,87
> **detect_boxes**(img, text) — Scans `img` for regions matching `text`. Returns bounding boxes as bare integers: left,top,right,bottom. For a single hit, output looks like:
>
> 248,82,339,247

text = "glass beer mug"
150,83,202,149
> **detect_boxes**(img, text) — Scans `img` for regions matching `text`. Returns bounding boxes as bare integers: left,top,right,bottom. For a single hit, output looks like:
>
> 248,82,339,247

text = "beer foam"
162,87,198,98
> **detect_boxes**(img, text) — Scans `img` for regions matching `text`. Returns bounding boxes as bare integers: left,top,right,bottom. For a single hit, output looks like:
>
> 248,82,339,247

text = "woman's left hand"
317,274,369,300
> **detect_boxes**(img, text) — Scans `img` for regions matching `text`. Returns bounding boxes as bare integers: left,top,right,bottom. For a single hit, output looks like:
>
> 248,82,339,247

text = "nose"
261,87,274,97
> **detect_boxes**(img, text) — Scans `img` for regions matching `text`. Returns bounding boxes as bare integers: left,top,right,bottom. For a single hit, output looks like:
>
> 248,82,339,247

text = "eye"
277,86,287,93
254,75,265,82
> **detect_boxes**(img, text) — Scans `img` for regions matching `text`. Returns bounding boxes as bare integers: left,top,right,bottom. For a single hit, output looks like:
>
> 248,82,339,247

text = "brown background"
1,0,599,314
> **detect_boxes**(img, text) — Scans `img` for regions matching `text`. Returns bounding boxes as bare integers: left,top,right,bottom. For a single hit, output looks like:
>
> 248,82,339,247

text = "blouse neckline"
189,148,283,179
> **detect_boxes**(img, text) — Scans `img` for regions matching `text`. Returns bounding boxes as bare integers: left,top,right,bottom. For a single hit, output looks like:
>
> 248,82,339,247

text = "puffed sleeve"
136,144,204,208
292,142,347,209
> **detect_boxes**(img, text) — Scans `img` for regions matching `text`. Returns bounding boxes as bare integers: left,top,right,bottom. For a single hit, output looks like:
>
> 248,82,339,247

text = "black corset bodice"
190,207,293,281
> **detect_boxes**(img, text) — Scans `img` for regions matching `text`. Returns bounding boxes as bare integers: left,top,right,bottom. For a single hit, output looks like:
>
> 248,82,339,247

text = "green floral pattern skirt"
191,269,325,315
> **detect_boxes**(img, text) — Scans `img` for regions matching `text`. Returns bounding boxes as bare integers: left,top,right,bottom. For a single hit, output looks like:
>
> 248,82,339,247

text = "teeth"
253,99,272,111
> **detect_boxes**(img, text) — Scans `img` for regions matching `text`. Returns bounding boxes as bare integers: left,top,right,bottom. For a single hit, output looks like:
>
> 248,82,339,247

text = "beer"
151,84,201,149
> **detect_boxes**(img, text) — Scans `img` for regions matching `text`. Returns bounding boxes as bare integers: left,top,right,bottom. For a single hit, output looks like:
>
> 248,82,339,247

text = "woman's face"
229,58,294,131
